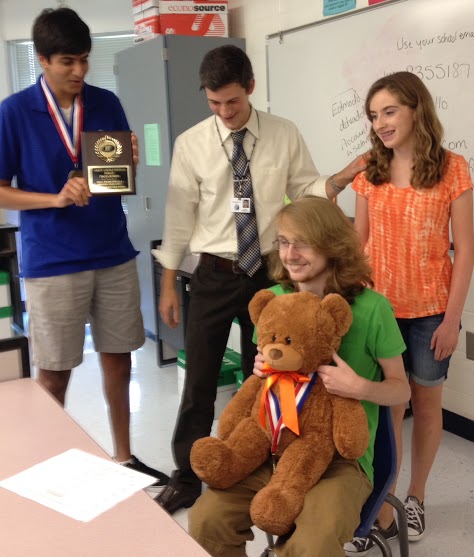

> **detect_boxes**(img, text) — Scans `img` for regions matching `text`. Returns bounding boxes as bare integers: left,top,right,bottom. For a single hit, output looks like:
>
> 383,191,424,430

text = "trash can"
235,369,245,390
177,347,242,419
0,271,12,339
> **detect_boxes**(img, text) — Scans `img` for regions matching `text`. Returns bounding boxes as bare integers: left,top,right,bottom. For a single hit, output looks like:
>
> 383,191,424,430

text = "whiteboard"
267,0,474,216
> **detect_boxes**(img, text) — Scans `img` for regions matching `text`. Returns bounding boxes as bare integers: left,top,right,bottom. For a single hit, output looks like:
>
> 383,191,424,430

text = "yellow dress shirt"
156,108,328,270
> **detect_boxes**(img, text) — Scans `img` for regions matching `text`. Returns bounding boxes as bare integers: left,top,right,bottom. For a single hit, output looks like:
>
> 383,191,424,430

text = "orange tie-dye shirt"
353,151,473,319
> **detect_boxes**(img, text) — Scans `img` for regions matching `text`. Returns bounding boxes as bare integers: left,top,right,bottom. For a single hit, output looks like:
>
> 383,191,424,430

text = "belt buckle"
232,259,244,274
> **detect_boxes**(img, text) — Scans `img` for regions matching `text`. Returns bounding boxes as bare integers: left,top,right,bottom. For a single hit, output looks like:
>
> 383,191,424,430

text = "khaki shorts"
24,259,145,371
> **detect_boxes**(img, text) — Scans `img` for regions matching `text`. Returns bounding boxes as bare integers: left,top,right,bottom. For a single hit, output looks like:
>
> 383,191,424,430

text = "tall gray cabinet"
115,36,245,336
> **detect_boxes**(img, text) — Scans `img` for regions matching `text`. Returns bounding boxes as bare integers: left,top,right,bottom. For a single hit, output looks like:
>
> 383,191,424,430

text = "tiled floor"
40,336,474,557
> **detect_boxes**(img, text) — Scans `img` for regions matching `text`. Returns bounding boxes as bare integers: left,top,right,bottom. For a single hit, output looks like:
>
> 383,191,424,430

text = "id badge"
230,198,251,213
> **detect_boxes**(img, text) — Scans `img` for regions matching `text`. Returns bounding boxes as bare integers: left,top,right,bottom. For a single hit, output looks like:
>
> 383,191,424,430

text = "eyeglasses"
272,239,313,253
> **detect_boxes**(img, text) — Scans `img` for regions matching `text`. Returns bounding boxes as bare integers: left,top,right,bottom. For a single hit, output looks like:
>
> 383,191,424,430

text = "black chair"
260,405,409,557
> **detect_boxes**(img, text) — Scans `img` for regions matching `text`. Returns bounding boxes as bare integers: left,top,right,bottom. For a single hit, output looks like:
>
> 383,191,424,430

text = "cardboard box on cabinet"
132,0,159,15
134,7,161,35
159,1,228,37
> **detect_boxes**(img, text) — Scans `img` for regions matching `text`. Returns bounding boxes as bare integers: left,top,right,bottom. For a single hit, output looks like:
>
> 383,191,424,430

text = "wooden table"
0,378,210,556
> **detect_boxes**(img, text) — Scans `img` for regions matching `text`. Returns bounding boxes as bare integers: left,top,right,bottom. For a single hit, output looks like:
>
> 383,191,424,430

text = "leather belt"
200,253,266,275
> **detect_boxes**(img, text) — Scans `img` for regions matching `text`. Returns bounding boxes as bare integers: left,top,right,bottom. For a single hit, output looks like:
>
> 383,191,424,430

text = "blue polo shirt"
0,78,138,278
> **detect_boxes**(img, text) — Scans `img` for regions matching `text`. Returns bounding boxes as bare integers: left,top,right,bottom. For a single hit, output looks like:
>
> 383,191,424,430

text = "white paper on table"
0,448,156,522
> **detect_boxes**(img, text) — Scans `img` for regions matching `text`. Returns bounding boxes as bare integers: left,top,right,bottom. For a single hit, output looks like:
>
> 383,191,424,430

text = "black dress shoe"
156,479,201,515
123,455,170,494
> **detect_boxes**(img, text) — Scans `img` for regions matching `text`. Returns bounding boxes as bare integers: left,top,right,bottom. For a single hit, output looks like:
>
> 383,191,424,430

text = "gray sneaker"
404,495,425,541
344,520,399,556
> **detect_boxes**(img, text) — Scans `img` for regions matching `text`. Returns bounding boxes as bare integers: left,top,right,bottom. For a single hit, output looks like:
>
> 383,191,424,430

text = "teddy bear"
190,289,370,536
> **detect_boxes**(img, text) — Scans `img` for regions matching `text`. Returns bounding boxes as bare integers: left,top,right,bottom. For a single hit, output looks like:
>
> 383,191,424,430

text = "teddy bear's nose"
268,348,283,360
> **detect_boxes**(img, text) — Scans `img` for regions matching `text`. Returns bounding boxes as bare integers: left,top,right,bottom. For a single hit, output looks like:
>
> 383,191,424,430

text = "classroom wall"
0,0,134,39
228,0,374,110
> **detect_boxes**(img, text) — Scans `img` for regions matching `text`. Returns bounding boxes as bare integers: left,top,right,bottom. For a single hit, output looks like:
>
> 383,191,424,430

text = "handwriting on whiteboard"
397,30,474,52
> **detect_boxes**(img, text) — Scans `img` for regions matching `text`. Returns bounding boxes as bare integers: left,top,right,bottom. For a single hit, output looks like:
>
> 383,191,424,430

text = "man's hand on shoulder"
337,153,367,184
326,154,367,199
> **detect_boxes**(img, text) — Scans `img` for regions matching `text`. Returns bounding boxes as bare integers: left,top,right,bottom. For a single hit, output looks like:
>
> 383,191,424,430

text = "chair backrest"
354,405,397,537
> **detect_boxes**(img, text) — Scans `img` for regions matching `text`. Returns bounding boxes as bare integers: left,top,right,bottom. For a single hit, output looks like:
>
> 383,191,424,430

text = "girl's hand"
430,320,460,361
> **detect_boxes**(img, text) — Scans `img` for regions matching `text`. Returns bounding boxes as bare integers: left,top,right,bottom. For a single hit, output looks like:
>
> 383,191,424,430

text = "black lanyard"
215,110,259,182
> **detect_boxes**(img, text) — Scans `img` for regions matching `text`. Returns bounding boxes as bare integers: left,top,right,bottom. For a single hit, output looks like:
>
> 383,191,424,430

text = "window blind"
7,33,134,95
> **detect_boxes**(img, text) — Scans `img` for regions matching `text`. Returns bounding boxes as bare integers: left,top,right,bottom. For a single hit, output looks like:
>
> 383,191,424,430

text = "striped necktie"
231,129,262,276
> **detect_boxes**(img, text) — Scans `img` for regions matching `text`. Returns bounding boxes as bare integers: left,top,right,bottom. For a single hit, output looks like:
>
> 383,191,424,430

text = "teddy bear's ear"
248,290,276,325
321,294,353,337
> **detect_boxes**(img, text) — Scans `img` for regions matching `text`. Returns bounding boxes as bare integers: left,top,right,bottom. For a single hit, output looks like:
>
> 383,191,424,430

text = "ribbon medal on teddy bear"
259,363,318,457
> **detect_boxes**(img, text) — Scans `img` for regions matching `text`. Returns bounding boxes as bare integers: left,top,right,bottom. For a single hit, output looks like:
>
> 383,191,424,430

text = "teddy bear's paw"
335,428,370,459
250,486,304,536
190,437,237,489
338,443,367,460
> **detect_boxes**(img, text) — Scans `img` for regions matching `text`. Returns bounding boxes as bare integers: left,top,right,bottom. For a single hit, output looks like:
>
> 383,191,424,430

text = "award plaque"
81,131,136,195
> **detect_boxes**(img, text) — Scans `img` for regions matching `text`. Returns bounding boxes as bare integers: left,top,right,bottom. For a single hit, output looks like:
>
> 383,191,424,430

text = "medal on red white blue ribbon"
40,75,83,180
265,372,317,458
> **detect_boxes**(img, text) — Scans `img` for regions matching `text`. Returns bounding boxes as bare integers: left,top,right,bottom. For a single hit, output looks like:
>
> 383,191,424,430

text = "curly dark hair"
269,196,373,304
364,71,447,189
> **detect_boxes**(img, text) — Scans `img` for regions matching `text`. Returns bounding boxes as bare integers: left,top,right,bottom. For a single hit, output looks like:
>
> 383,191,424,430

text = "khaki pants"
189,454,372,557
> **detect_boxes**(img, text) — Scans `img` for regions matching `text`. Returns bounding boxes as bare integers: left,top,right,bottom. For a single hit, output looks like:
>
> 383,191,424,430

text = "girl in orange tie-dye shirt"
345,72,473,554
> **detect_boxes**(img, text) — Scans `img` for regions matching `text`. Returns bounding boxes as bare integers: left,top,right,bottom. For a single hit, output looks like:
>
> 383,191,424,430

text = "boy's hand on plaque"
131,132,139,167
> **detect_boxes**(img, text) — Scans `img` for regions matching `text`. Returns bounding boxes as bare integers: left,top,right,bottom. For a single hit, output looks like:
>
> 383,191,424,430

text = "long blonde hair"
364,71,447,189
269,197,373,304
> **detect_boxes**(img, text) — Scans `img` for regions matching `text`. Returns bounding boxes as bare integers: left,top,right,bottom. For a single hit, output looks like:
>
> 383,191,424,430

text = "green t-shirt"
256,284,406,483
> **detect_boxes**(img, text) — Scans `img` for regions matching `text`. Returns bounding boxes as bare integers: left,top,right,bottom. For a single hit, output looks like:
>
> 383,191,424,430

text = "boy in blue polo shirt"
0,7,169,489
